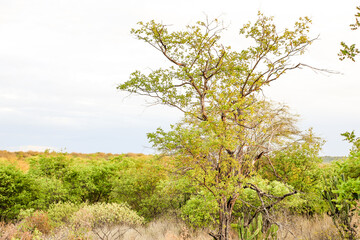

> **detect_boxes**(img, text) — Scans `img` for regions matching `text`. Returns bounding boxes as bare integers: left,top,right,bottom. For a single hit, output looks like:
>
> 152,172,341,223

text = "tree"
118,13,315,240
339,6,360,61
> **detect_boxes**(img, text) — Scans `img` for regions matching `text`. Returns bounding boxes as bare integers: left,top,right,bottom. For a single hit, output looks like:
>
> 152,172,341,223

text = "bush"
29,155,119,205
63,162,117,203
180,192,218,228
19,210,52,234
0,165,38,221
70,202,144,230
110,156,172,220
260,129,323,193
320,131,360,239
33,177,71,210
47,202,83,227
0,221,34,240
28,154,71,179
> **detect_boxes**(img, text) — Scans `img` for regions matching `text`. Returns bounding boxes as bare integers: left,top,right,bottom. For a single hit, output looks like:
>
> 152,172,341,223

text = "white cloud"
5,145,59,152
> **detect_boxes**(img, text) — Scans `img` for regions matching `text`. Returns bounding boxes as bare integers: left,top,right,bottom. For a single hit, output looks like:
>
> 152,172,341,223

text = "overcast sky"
0,0,359,156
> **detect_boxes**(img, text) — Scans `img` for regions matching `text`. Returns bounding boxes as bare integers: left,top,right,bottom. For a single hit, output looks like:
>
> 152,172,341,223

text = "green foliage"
261,129,323,193
339,6,360,61
180,191,218,228
70,202,144,229
28,154,71,179
322,175,358,239
341,131,360,154
63,161,117,203
0,164,38,221
33,177,70,209
119,14,315,239
28,154,120,207
47,202,84,227
110,156,175,220
321,131,360,239
259,130,327,215
236,176,304,216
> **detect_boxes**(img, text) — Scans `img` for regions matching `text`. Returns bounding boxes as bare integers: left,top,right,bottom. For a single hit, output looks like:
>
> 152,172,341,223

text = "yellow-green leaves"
119,15,315,238
339,6,360,61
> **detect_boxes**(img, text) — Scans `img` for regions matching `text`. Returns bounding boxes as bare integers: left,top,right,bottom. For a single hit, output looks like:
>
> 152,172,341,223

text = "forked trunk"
210,196,238,240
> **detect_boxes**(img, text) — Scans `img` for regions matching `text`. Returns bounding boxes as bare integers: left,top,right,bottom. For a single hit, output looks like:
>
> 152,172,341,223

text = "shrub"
19,210,52,234
28,154,71,179
180,191,218,228
33,177,71,210
0,221,37,240
0,165,38,221
260,129,323,193
63,162,117,203
110,156,171,220
47,202,83,227
70,202,144,230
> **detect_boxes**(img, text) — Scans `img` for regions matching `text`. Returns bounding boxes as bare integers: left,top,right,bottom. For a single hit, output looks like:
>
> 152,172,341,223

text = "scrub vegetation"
0,140,359,239
1,6,360,240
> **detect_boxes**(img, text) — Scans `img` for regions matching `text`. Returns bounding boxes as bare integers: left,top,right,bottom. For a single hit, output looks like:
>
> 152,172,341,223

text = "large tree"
118,13,315,240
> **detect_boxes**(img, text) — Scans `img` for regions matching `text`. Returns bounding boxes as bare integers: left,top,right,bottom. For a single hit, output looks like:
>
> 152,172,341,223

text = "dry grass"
0,221,33,240
47,217,214,240
123,217,213,240
1,213,355,240
276,213,340,240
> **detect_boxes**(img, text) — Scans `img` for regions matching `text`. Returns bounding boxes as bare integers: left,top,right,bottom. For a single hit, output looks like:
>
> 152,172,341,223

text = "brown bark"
210,196,238,240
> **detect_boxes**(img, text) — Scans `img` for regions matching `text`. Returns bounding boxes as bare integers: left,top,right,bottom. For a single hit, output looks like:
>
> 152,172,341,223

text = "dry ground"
1,213,353,240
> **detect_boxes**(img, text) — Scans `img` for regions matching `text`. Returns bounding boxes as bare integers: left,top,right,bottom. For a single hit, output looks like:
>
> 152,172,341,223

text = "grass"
276,213,340,240
0,213,349,240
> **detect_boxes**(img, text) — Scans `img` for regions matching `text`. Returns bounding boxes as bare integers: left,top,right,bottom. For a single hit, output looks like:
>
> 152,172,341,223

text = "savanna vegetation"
1,7,360,240
0,135,359,239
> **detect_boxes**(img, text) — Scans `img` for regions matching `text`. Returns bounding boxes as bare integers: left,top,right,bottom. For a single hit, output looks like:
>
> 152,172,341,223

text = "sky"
0,0,359,156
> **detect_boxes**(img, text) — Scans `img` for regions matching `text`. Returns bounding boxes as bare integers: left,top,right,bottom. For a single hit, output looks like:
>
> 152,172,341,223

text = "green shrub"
47,202,83,227
70,202,144,230
0,165,38,221
110,156,172,220
29,155,119,205
33,177,70,209
320,131,360,239
180,191,218,228
28,154,71,179
63,162,117,203
260,129,323,193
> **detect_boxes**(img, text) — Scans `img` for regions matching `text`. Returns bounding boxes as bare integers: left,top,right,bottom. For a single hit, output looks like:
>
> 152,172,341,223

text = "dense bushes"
0,143,358,238
0,165,38,221
0,153,177,222
321,132,360,239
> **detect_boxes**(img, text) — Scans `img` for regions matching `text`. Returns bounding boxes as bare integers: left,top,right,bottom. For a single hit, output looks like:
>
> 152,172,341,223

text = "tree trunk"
211,196,237,240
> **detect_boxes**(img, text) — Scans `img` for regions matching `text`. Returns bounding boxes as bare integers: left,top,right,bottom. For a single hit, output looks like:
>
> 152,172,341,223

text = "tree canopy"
339,6,360,61
118,13,316,240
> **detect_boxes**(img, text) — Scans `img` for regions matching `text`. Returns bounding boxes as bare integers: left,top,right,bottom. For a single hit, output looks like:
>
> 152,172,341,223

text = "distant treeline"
0,150,145,160
321,156,345,163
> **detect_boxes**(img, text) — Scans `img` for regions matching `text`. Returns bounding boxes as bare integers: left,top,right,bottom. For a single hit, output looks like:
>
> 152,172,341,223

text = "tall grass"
0,213,348,240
